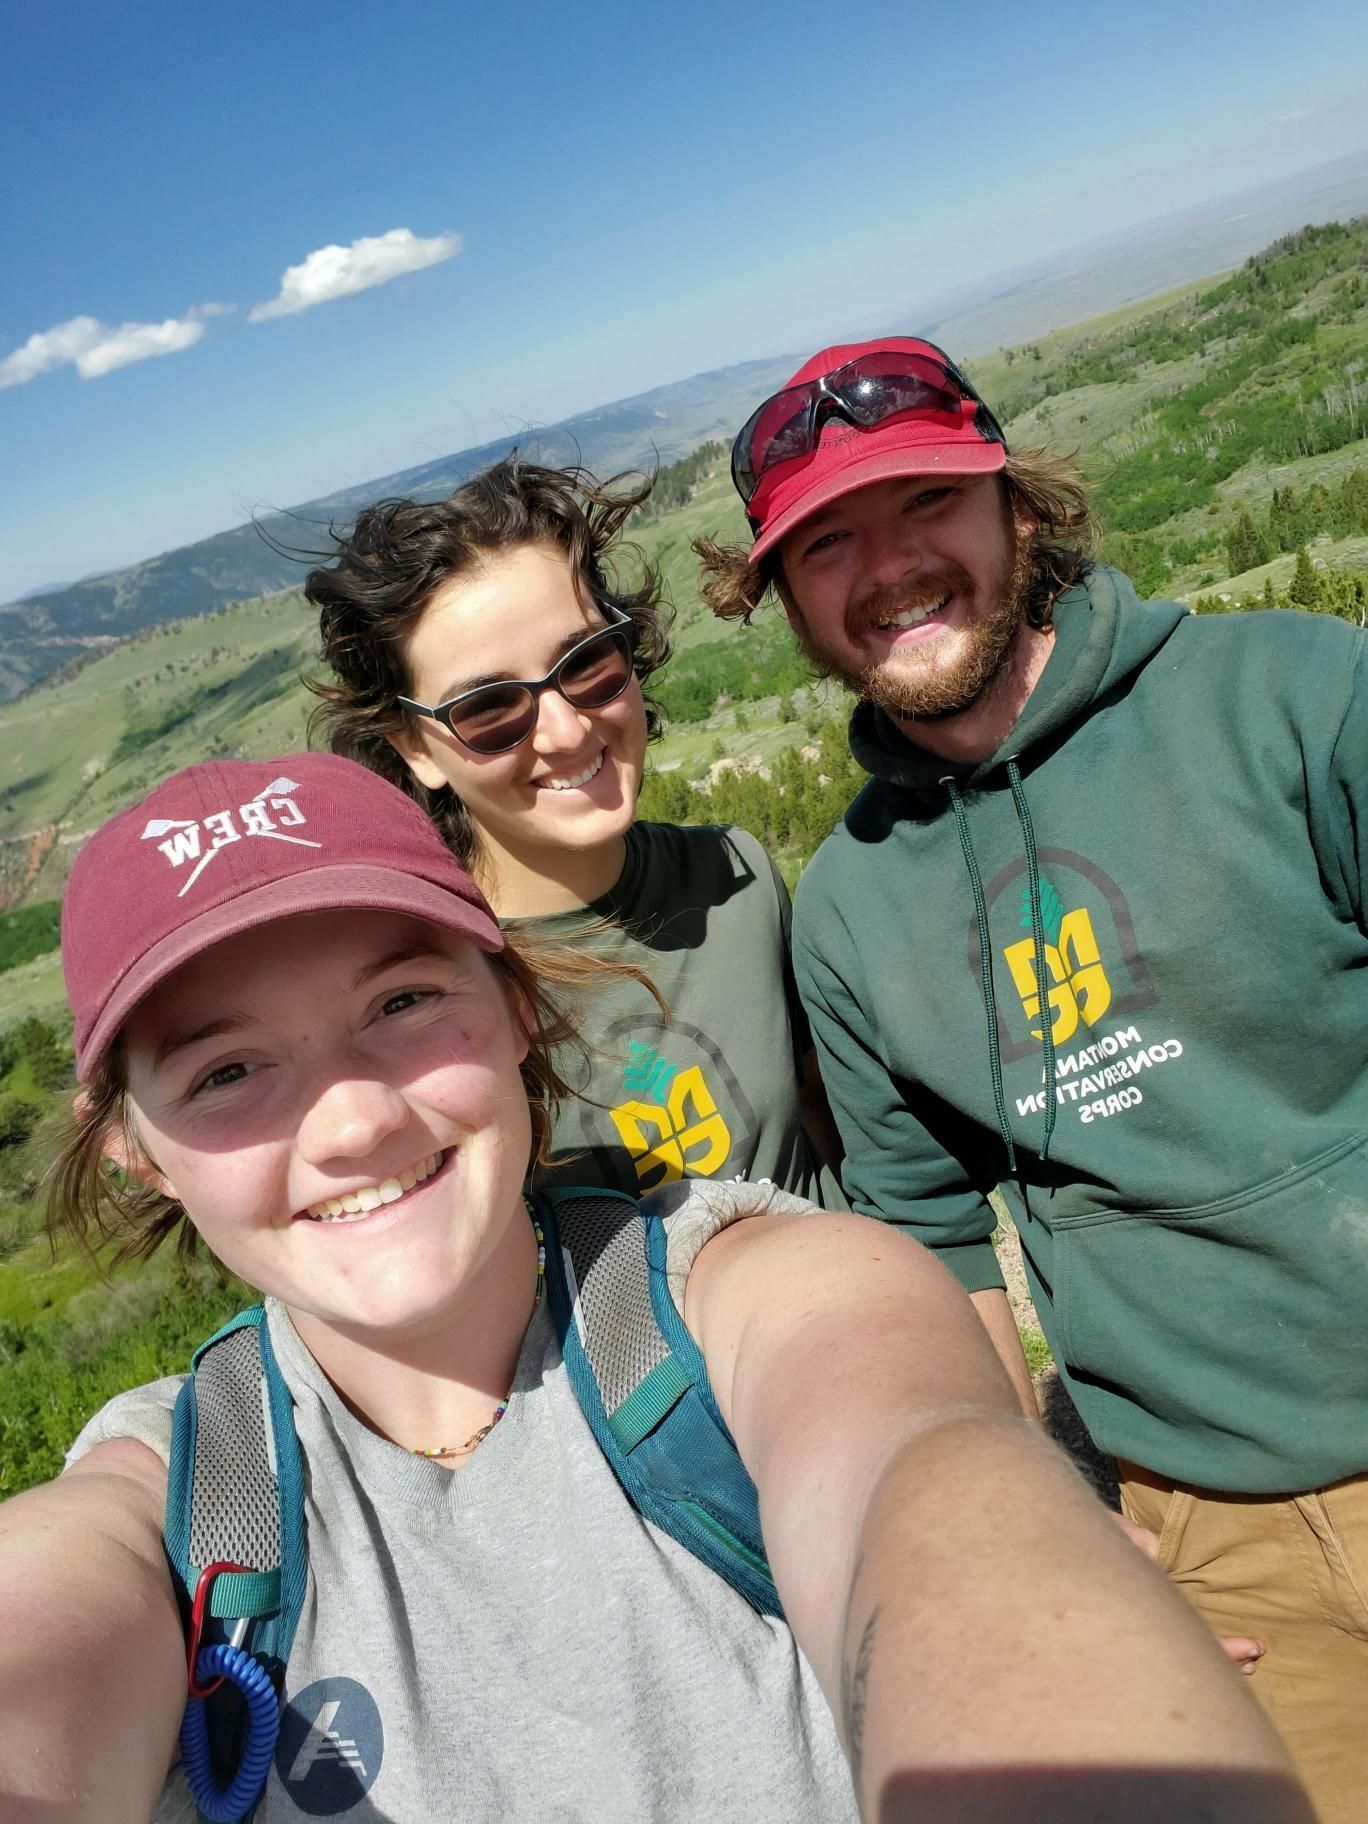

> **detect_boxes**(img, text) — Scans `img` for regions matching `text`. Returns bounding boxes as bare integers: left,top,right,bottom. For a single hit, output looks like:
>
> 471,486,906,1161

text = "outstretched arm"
685,1208,1310,1824
0,1438,184,1824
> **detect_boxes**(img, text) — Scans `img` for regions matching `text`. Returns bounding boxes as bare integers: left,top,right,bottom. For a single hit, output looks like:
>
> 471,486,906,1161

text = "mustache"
846,564,975,639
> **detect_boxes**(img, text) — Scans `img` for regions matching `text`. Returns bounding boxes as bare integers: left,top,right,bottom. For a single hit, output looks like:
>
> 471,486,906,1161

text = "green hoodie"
792,565,1368,1494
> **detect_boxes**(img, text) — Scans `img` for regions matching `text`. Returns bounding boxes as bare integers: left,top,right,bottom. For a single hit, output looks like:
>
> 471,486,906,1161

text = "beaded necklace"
409,1214,546,1461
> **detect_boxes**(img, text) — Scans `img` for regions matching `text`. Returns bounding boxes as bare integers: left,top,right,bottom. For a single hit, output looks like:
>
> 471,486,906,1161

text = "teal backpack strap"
534,1185,781,1617
164,1305,308,1823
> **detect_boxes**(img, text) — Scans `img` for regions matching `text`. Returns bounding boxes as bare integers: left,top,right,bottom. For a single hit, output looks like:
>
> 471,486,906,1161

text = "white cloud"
0,304,227,390
76,314,205,379
249,227,462,322
0,316,104,389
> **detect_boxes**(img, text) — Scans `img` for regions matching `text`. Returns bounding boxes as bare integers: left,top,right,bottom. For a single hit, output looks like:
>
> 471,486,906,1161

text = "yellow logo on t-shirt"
609,1045,733,1188
1002,889,1113,1046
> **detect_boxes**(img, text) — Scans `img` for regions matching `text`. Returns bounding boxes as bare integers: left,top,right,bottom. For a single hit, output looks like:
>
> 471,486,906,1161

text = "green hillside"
965,218,1368,599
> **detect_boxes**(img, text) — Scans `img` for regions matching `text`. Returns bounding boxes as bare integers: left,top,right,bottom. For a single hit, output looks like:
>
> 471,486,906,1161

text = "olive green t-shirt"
513,821,842,1206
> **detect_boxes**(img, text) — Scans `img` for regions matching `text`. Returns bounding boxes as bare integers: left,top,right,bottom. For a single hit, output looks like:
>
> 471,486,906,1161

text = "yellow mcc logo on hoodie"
1002,877,1113,1044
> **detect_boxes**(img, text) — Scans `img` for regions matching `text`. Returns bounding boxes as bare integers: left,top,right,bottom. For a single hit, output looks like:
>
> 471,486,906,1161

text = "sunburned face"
118,910,533,1345
392,542,649,904
778,473,1033,725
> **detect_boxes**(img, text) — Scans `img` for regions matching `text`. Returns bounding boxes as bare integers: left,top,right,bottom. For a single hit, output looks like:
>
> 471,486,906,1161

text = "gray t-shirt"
516,821,843,1208
68,1190,856,1823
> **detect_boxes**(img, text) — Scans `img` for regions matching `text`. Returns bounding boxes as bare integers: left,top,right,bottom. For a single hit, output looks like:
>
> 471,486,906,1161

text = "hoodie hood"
848,565,1189,797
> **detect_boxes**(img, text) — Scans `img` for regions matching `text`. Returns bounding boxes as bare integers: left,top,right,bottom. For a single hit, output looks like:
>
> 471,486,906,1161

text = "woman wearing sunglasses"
307,461,841,1204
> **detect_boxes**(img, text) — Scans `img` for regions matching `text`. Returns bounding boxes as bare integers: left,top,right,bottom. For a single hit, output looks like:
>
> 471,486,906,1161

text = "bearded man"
696,337,1368,1824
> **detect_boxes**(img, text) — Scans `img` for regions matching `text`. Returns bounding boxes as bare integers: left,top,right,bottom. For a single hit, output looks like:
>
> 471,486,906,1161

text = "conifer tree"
1289,547,1322,609
1225,511,1270,576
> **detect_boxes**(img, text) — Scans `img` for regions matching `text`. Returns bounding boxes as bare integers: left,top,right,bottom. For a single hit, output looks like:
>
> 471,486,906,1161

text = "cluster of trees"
985,218,1367,425
0,901,60,975
1194,550,1368,623
639,711,866,870
1224,468,1368,574
0,1015,70,1151
111,673,231,765
969,219,1368,606
653,617,812,723
110,641,301,767
1089,317,1366,535
636,441,727,520
0,1249,248,1495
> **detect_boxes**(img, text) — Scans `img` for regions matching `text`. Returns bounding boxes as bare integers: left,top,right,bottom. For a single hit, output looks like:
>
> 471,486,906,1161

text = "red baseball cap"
741,337,1007,564
63,752,503,1081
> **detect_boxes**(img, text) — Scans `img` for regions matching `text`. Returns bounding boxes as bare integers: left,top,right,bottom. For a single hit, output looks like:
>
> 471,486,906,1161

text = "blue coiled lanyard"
180,1560,282,1823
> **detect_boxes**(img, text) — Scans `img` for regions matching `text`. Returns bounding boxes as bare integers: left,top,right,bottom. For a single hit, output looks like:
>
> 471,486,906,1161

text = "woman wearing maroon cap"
0,754,1307,1824
305,460,842,1209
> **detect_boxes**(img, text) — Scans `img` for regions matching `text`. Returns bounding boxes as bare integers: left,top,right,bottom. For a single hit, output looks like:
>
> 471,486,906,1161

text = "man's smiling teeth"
875,592,951,631
542,751,604,791
304,1150,444,1222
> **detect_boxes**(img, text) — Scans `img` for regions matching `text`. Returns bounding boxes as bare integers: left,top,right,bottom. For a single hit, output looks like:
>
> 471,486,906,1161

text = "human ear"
774,574,810,648
999,474,1037,543
387,724,453,793
489,966,534,1067
99,1108,172,1196
505,985,533,1067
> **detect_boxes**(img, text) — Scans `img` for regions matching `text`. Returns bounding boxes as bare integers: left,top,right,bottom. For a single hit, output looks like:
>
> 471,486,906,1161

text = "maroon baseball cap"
741,337,1007,564
63,752,503,1081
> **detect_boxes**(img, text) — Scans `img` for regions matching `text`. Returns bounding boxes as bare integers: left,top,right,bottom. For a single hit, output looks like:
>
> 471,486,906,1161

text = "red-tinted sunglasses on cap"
731,340,1007,512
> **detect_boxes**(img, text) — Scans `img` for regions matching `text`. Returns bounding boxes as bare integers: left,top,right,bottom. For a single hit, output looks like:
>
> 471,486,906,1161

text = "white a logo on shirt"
275,1675,384,1812
140,776,320,896
287,1698,369,1783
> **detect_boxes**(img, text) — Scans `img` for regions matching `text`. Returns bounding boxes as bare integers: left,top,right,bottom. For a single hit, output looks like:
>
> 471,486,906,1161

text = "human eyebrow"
797,507,840,538
432,622,610,704
348,942,460,994
152,1014,258,1075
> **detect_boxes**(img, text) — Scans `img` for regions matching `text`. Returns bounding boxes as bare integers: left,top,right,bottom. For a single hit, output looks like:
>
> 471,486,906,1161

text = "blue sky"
2,0,1366,601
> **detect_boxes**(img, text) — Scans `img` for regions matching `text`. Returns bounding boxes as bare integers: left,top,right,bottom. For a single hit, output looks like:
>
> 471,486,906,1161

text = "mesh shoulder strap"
164,1306,308,1819
536,1185,780,1616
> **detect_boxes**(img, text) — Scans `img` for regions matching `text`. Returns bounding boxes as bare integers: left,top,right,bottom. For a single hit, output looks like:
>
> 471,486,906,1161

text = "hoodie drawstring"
943,777,1018,1173
1007,759,1057,1162
942,761,1058,1170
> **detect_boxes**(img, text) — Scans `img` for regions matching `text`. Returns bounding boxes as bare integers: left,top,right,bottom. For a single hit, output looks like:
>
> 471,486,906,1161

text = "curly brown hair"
44,936,600,1272
693,447,1097,633
307,458,674,868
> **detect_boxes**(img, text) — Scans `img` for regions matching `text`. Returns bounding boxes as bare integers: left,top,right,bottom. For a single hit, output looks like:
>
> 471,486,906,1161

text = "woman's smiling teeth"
304,1150,445,1223
875,592,951,631
541,750,604,791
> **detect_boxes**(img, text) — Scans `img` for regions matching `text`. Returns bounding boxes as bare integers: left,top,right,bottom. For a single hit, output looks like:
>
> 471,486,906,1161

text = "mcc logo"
599,1020,757,1192
971,849,1158,1064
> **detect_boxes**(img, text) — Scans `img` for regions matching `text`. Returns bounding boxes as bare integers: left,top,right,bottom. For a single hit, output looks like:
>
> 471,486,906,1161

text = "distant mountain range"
0,356,799,701
5,146,1368,702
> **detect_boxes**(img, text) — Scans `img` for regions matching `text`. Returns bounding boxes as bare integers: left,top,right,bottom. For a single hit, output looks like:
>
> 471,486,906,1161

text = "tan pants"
1118,1462,1368,1824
